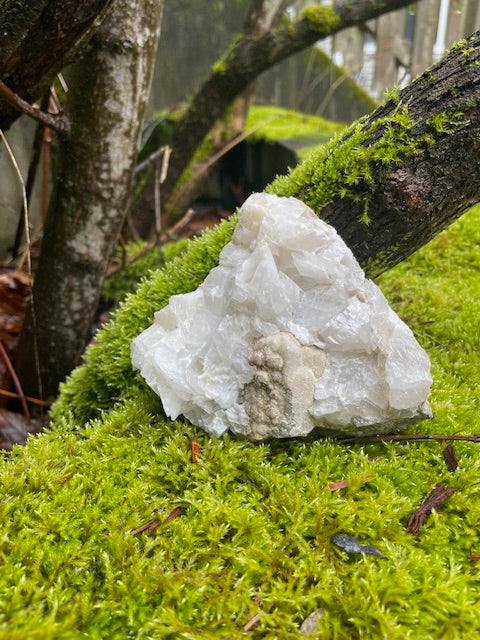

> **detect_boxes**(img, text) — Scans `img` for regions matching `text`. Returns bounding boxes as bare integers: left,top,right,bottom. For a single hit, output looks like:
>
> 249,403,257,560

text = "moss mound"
245,105,345,155
2,203,480,637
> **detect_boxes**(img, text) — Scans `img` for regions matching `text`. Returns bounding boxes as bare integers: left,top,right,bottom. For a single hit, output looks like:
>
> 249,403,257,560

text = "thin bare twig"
244,613,261,632
134,145,170,176
0,341,30,419
196,117,280,180
0,81,68,134
154,160,162,246
0,129,31,274
0,388,50,407
338,433,480,445
107,207,196,276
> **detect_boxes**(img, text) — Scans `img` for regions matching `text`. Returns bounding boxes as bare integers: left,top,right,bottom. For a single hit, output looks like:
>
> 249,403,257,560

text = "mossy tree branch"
162,0,419,212
269,34,480,276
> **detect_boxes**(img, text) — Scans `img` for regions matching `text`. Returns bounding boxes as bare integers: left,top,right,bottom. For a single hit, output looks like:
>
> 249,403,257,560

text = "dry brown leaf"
131,507,184,536
244,613,260,632
0,271,32,400
191,437,201,463
405,483,457,535
443,443,458,472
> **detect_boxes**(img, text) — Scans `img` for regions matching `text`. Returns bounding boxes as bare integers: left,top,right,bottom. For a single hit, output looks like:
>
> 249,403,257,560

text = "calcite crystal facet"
131,193,432,439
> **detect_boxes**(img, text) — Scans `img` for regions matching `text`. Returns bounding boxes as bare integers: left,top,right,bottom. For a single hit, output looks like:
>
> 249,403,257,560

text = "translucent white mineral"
131,193,432,439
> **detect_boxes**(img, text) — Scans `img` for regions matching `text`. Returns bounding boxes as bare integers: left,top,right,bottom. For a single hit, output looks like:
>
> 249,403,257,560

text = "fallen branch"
338,433,480,445
0,81,68,134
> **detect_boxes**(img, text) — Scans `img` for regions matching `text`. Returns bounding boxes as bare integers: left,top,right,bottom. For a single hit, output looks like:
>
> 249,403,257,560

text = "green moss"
211,33,244,76
385,85,400,103
3,205,480,637
267,105,433,223
427,110,470,135
245,104,345,144
102,239,190,305
302,5,340,34
450,38,474,56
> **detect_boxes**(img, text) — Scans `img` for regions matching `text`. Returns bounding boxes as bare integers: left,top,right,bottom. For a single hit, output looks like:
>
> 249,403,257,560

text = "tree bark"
15,0,164,400
269,31,480,276
162,0,419,212
0,0,114,131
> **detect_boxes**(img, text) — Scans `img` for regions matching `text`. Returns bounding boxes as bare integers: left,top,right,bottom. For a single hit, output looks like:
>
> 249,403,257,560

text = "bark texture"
162,0,419,212
269,32,480,276
0,0,114,130
16,0,164,400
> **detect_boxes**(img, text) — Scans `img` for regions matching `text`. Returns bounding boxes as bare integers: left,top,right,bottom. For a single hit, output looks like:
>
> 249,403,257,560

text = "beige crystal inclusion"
131,193,432,439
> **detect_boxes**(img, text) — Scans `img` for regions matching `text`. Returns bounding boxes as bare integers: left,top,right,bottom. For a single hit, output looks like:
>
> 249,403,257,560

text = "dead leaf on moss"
443,443,458,472
244,613,260,632
0,408,43,450
327,479,349,491
321,473,372,493
405,483,457,535
0,271,32,399
131,506,184,536
191,437,201,463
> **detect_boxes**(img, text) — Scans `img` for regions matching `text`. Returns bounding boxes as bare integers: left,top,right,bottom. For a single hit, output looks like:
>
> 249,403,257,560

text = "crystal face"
131,193,432,439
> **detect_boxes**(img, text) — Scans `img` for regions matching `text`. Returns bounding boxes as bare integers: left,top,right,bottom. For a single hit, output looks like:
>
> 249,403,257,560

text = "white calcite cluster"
131,193,432,439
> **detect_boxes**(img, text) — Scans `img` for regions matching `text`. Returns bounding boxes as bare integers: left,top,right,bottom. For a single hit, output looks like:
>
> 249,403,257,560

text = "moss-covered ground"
245,105,345,157
2,203,480,638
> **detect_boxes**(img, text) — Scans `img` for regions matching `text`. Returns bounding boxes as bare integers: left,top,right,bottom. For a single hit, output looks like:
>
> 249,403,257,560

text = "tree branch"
0,81,68,134
0,0,114,131
163,0,419,208
269,31,480,276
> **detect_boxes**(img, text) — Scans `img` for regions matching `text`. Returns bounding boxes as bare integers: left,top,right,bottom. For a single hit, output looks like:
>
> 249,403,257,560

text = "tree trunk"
15,0,164,400
0,0,114,131
161,0,419,213
268,31,480,276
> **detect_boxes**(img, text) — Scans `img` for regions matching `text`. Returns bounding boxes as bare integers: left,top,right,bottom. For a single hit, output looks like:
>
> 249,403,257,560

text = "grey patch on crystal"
239,332,326,439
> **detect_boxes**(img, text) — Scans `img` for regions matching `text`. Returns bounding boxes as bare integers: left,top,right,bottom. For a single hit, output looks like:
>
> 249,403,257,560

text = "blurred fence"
321,0,480,99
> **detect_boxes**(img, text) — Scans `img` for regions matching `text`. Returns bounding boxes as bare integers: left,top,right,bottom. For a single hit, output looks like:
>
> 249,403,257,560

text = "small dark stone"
331,533,386,559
